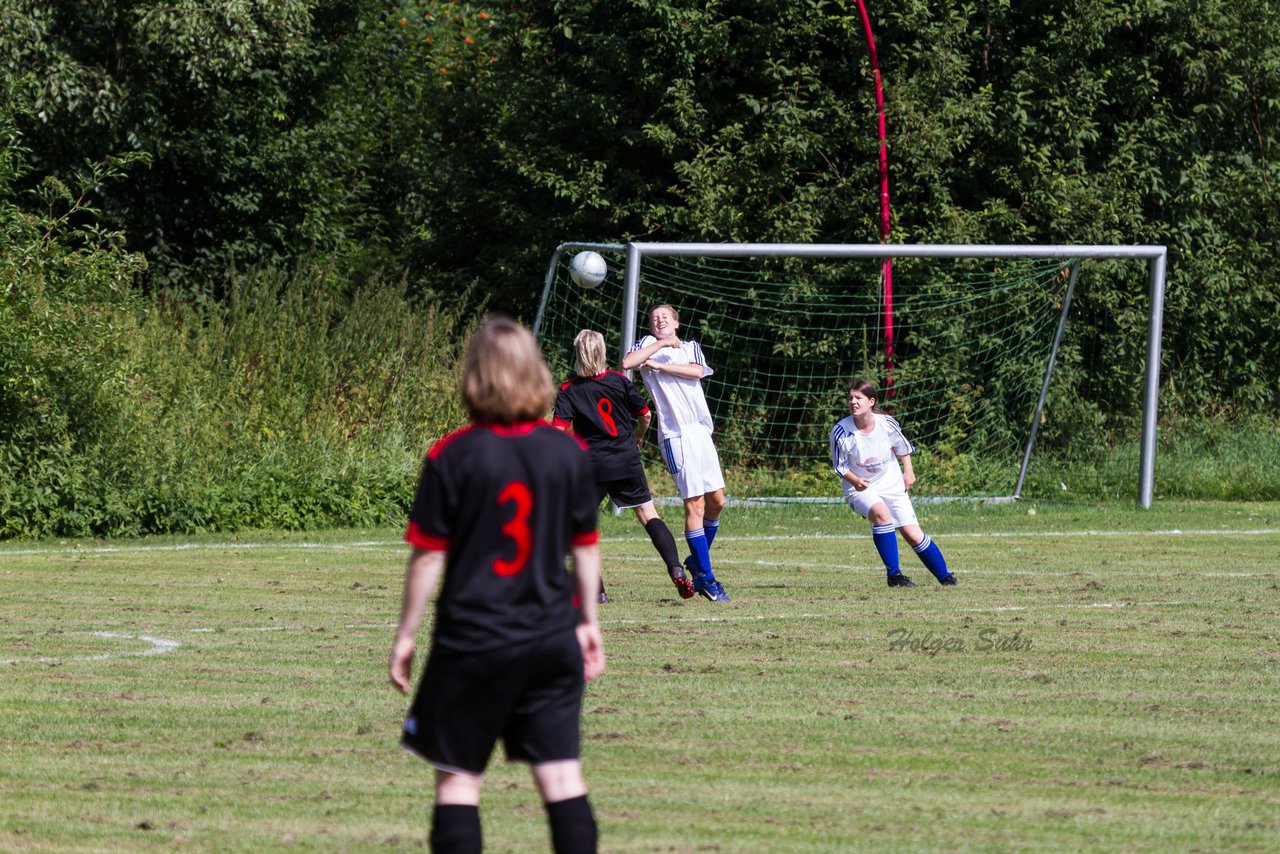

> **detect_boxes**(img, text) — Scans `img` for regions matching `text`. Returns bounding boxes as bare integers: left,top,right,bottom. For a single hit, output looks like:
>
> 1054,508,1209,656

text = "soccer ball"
569,251,607,288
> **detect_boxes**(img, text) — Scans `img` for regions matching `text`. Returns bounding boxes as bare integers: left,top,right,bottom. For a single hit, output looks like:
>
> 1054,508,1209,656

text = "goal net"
534,243,1166,503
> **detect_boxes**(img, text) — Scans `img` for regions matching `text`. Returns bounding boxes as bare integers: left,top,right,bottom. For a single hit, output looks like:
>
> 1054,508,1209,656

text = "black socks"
645,517,682,572
546,794,597,854
430,804,481,853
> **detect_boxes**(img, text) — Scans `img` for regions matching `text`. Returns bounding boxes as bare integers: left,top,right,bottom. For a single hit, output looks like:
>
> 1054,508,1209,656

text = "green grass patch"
2,501,1278,851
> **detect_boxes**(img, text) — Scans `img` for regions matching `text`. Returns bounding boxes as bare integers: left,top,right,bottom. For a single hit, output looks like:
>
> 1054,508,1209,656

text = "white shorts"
847,486,918,528
660,425,725,500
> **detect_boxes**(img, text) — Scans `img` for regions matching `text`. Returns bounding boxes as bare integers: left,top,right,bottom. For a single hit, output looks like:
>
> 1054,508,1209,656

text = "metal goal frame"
537,242,1168,507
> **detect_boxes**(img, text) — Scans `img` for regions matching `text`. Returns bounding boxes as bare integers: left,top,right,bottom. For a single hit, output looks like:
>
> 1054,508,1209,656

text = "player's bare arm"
389,547,446,693
646,360,705,380
571,543,606,682
621,336,676,370
843,471,871,491
634,411,651,447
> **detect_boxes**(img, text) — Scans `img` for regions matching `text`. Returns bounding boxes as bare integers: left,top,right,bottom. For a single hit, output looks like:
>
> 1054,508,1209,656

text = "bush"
0,84,150,537
2,261,471,538
3,82,475,539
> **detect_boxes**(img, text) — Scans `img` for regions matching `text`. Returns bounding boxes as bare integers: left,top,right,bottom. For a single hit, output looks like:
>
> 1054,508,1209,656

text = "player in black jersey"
553,329,695,601
390,317,605,854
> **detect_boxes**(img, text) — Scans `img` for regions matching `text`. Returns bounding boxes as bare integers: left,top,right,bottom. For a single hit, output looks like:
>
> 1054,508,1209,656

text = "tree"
878,0,1280,411
0,0,392,285
3,0,1277,412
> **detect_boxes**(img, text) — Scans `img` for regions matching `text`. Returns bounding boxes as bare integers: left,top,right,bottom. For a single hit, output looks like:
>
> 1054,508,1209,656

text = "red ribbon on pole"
852,0,894,395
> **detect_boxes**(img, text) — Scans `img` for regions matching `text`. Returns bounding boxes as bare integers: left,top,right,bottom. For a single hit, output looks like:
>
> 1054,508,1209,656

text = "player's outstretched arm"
389,547,445,693
571,543,606,682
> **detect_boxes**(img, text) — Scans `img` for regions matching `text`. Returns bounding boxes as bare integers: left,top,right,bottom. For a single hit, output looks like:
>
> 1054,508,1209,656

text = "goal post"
536,242,1168,507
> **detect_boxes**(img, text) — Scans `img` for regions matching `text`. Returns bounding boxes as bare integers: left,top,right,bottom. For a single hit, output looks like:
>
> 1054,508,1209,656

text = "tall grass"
3,265,471,537
1017,412,1280,502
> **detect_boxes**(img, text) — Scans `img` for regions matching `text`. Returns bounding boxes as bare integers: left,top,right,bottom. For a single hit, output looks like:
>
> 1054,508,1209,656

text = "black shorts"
594,460,652,510
401,630,584,774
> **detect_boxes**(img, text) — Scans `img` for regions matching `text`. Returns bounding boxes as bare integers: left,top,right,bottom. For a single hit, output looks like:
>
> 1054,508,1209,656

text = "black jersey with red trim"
404,420,599,652
552,371,651,481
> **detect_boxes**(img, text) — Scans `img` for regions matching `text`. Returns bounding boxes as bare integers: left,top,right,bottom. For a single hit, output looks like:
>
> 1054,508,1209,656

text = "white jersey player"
622,304,730,601
830,378,957,588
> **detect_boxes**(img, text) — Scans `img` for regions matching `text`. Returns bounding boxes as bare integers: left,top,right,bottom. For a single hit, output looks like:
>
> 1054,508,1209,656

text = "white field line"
1203,572,1276,577
960,600,1190,613
600,555,1276,576
753,528,1280,541
0,631,181,665
0,540,398,556
3,527,1280,559
1,624,372,665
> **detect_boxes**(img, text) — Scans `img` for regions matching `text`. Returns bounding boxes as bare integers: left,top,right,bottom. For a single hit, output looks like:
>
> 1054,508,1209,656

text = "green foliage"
1,264,471,538
378,0,1280,420
6,1,1280,409
1018,409,1280,502
1,77,469,539
4,0,1280,534
381,1,886,309
1,0,393,286
882,0,1280,413
0,82,150,537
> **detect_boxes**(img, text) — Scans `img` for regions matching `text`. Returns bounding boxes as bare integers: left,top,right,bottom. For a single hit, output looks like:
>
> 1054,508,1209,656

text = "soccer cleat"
694,578,731,602
886,573,917,588
939,575,958,586
598,589,610,604
669,566,695,599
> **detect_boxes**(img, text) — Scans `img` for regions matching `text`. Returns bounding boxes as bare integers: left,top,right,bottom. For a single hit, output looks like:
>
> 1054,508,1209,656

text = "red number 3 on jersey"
493,481,533,576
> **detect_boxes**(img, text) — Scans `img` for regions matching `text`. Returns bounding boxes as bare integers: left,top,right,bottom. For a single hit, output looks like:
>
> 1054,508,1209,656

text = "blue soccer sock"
704,518,720,548
912,534,951,582
685,529,715,581
872,523,902,576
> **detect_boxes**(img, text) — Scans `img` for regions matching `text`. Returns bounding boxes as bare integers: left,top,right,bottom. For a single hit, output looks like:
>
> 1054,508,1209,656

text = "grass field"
2,500,1278,852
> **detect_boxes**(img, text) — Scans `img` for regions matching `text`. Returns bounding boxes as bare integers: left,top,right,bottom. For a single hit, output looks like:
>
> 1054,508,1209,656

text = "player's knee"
633,501,658,524
531,760,587,803
683,496,706,526
435,770,483,805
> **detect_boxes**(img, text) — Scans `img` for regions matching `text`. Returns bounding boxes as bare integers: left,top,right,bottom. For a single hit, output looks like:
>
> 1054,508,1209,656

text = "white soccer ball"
568,251,607,289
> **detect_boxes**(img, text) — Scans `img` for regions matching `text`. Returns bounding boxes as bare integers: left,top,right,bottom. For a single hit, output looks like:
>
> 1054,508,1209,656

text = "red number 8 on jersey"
493,481,533,576
597,397,618,437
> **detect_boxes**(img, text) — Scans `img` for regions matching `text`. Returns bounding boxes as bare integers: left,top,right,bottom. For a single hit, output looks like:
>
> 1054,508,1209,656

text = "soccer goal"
534,243,1168,507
